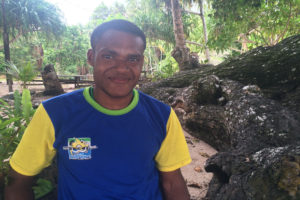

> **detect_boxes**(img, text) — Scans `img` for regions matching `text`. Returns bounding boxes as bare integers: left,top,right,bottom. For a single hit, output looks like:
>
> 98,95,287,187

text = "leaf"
0,99,14,118
14,90,22,117
21,89,33,124
194,166,203,173
199,152,210,158
0,118,20,130
0,98,9,106
33,178,54,199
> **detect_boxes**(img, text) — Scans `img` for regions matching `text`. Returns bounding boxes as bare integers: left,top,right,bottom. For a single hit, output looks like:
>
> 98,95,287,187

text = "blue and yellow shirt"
10,87,191,199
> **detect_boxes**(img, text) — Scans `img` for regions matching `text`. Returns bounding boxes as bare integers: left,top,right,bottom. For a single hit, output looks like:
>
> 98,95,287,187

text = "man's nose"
114,59,129,70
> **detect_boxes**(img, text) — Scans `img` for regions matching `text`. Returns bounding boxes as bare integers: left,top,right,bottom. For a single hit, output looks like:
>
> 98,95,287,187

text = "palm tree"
0,0,65,92
170,0,200,71
154,0,199,71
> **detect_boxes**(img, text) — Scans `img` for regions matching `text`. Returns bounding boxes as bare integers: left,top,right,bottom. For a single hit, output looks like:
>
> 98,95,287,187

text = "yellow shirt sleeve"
155,108,191,172
9,104,56,176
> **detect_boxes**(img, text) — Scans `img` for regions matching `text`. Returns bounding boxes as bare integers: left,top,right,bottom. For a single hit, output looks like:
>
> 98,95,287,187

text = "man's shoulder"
138,90,168,106
40,88,86,125
42,88,85,105
137,90,171,117
41,88,86,114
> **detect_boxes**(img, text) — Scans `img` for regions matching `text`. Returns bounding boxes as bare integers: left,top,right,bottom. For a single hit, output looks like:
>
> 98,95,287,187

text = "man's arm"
160,169,190,200
5,168,35,200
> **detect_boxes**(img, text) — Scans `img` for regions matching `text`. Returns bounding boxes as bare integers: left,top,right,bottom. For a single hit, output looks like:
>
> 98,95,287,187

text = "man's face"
88,30,144,98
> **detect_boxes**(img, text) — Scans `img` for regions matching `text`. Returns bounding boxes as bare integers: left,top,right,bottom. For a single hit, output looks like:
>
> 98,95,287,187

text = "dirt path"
182,131,217,199
0,81,217,199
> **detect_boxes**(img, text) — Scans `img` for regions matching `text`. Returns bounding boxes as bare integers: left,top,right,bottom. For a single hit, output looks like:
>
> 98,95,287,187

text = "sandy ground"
0,81,217,199
182,131,217,199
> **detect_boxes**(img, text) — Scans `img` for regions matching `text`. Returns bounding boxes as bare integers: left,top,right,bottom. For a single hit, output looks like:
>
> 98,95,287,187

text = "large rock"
205,146,300,200
141,35,300,113
140,35,300,199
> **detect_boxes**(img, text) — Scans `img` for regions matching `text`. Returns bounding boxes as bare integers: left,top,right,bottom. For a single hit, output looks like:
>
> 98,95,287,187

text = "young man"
5,19,191,200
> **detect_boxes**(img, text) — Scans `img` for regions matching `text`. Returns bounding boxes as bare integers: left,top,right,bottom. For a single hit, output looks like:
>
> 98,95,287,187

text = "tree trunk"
140,34,300,112
199,0,210,62
33,44,44,71
41,64,64,95
0,172,4,199
170,0,199,71
33,44,49,90
1,0,13,92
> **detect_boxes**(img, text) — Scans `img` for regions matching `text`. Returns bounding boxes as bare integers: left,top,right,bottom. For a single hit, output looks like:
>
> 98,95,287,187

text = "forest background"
1,0,299,85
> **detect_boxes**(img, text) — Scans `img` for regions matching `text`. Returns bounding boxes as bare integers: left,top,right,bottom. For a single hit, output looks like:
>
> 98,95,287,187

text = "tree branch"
276,0,292,44
186,40,204,47
229,47,243,53
182,9,200,15
236,34,257,45
253,28,269,46
165,6,201,16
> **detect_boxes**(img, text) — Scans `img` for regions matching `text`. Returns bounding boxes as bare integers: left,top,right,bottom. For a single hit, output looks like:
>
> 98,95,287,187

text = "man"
5,19,191,200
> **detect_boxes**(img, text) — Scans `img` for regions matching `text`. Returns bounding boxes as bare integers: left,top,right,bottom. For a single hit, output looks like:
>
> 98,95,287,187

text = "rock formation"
140,35,300,199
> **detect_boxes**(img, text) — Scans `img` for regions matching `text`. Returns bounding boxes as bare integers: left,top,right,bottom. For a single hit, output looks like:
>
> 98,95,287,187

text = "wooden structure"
57,75,94,88
28,75,94,88
28,74,151,89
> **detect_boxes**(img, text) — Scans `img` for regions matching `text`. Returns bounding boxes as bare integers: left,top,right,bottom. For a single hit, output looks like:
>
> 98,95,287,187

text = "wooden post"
41,64,64,95
74,76,80,88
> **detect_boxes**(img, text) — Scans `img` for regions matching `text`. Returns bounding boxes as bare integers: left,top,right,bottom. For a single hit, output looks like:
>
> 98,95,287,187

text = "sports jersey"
10,87,191,199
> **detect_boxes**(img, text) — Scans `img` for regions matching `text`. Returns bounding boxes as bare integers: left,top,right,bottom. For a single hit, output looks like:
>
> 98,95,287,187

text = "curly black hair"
90,19,146,51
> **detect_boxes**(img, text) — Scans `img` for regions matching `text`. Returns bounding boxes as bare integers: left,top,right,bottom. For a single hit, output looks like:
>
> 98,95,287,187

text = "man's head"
90,19,146,52
87,19,146,100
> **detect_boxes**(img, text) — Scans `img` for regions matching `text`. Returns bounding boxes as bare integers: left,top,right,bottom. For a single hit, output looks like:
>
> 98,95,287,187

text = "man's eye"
103,55,113,60
128,57,139,62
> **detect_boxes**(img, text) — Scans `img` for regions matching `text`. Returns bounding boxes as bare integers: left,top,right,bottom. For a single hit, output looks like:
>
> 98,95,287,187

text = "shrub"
0,89,35,197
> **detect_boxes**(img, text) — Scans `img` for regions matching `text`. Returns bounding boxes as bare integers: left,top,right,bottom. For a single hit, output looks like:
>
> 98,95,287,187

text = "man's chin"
104,89,134,99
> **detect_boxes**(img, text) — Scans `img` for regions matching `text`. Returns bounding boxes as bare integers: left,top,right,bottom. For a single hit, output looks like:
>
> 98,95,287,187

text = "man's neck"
93,88,134,110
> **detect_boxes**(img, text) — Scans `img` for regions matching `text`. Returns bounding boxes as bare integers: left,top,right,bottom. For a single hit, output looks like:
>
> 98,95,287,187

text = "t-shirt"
10,87,191,199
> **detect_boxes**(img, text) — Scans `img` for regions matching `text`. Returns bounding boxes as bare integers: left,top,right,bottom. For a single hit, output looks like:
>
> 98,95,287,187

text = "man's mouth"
109,76,131,84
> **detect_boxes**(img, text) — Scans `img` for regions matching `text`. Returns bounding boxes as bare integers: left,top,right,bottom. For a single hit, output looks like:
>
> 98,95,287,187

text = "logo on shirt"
63,137,97,160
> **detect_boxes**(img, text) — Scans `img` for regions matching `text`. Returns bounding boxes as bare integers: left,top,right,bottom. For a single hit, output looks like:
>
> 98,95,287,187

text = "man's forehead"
96,47,143,57
95,30,144,51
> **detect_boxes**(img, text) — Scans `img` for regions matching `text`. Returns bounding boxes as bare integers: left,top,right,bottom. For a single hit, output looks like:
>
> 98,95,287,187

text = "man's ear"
87,49,94,66
140,55,145,69
141,55,144,63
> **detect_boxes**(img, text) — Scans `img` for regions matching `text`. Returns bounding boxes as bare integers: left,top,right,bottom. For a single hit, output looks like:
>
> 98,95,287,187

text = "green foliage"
0,90,53,199
6,61,38,88
9,42,35,68
21,89,34,124
0,53,5,73
43,25,90,75
0,90,35,182
151,51,179,80
0,0,65,85
128,0,175,44
0,0,65,39
2,0,298,79
13,90,22,117
208,0,300,51
89,2,127,27
33,178,54,199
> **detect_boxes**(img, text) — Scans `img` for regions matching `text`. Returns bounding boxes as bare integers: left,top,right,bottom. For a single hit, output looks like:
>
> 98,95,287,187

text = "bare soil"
0,81,217,200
